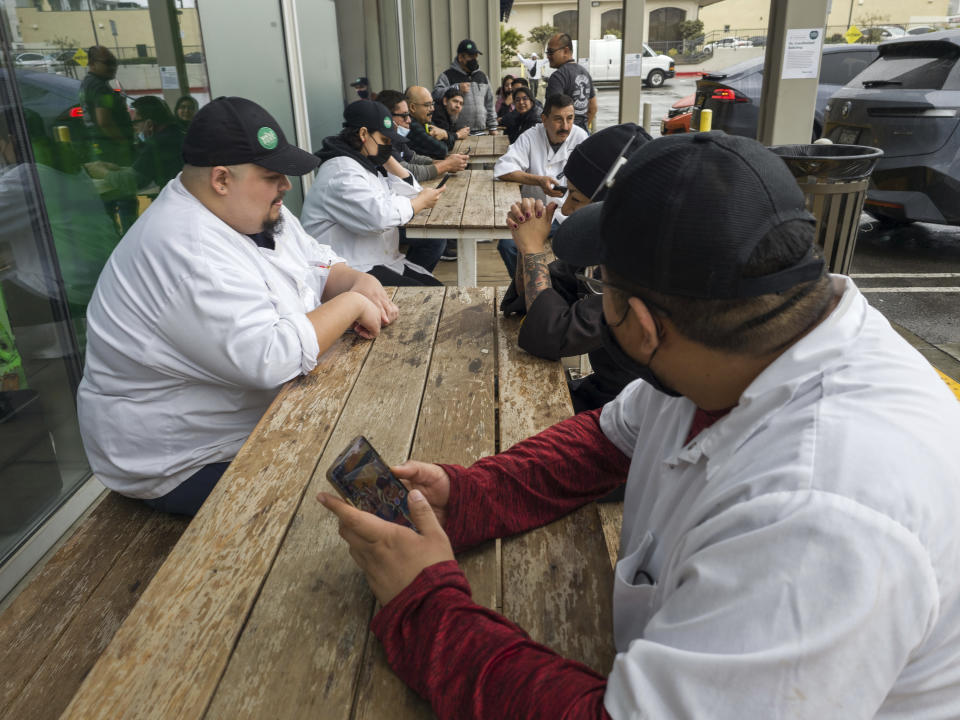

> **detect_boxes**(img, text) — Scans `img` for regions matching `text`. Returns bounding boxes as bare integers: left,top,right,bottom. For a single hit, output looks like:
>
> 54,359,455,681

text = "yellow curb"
937,369,960,402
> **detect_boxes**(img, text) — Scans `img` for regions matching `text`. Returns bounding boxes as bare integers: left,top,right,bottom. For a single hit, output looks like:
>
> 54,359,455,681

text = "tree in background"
678,19,704,55
501,25,523,68
857,12,892,43
527,23,559,53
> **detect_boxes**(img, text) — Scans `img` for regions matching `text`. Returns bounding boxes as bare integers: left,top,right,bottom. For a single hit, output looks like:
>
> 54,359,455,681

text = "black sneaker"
440,241,457,261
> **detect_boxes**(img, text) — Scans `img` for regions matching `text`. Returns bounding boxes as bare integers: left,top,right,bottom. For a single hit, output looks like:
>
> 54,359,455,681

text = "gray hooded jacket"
433,60,497,132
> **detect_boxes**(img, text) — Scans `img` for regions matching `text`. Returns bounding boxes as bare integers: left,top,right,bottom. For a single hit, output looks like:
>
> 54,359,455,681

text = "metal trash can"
768,144,883,274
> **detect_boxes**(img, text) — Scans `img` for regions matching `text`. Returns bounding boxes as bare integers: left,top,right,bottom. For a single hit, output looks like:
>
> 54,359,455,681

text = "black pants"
368,264,443,286
143,461,231,516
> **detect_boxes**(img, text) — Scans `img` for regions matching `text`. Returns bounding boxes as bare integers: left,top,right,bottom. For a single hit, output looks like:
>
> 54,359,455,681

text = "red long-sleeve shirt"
371,406,728,719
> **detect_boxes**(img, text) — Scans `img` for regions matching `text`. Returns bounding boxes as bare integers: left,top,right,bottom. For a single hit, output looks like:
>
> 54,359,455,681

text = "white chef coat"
493,123,588,202
77,175,347,499
599,277,960,718
301,156,428,276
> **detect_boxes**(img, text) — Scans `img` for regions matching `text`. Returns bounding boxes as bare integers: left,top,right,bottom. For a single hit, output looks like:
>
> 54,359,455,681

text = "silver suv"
823,30,960,225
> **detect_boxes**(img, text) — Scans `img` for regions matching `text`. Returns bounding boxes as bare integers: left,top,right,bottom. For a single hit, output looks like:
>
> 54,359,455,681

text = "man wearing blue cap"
78,96,395,516
320,132,960,717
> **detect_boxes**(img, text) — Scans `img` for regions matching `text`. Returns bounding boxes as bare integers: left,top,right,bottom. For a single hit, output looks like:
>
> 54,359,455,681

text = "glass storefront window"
0,0,209,568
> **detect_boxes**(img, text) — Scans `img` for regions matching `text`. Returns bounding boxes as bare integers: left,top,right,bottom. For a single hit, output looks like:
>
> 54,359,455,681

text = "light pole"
847,0,855,29
87,0,99,46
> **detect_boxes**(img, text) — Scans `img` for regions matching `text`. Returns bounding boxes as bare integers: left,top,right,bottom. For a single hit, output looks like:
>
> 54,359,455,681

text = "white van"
587,36,675,87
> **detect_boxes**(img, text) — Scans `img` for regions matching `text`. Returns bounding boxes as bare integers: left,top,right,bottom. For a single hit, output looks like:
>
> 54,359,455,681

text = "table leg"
457,237,478,288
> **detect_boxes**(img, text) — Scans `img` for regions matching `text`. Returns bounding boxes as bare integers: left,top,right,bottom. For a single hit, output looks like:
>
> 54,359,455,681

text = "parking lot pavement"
595,77,697,136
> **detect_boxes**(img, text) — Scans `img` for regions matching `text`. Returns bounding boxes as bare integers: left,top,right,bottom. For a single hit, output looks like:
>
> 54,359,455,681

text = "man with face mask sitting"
302,100,445,286
318,132,960,720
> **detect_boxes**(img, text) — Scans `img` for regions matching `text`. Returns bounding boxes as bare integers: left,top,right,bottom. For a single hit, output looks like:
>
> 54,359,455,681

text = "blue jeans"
143,461,231,516
498,238,518,279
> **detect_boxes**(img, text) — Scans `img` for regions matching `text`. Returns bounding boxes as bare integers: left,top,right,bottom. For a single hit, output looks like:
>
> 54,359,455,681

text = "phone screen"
326,436,418,531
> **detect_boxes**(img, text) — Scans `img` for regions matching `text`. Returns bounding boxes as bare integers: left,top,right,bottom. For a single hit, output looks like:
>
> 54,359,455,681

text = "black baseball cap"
553,131,822,299
457,39,482,55
181,96,319,175
342,100,405,143
350,76,369,87
563,123,652,201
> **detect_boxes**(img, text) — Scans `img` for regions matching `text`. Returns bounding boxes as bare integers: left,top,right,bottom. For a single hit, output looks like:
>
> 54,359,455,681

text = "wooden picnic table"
452,133,510,163
406,169,520,287
59,286,617,720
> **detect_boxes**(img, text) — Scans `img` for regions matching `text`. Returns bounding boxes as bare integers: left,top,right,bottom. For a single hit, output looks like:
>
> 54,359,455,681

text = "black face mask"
465,58,479,73
600,315,681,398
357,89,369,99
368,139,393,166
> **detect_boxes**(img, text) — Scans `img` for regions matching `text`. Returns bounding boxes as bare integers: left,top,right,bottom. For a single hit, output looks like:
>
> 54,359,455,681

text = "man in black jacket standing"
432,39,498,135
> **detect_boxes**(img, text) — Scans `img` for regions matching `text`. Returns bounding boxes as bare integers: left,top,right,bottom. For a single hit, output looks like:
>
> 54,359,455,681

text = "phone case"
326,435,418,531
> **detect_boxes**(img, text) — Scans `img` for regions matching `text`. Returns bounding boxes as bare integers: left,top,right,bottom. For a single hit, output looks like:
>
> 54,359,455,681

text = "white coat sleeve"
320,168,414,233
150,262,320,390
284,211,350,299
494,130,535,178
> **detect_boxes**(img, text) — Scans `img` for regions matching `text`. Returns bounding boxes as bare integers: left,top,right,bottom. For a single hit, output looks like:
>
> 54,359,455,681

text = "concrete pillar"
756,0,830,145
577,0,591,62
618,0,645,124
147,0,188,108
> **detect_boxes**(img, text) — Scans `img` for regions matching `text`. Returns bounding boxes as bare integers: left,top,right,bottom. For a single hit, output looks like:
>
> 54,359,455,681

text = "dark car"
823,30,960,225
691,44,879,141
0,68,84,141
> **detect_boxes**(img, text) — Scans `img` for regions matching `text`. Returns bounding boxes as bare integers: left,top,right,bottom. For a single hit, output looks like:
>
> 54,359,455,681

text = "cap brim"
552,201,605,266
379,124,407,144
254,143,321,176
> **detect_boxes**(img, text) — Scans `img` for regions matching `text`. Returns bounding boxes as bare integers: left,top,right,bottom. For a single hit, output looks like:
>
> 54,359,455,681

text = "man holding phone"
320,133,960,718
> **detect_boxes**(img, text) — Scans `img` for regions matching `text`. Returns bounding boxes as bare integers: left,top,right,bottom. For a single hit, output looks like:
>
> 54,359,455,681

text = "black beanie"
563,123,652,200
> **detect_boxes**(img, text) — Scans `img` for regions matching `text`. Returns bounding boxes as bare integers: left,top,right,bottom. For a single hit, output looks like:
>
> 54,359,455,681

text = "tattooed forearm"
522,251,552,312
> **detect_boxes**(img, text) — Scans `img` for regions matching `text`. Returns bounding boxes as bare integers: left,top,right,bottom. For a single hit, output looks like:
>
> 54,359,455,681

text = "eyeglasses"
392,112,411,119
545,46,570,56
574,270,671,317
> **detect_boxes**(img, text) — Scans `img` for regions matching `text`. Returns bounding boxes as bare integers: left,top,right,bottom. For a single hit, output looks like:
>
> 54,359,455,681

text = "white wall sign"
782,28,824,80
623,52,644,78
159,66,179,90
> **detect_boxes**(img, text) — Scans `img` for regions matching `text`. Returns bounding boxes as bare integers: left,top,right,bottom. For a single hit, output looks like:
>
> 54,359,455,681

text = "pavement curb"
893,323,960,401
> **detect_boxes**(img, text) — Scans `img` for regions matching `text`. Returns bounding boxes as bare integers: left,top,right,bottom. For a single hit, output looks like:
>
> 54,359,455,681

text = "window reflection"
0,0,209,565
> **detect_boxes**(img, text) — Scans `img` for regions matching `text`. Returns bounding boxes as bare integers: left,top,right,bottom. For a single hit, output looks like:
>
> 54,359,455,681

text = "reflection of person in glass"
174,95,199,129
79,46,137,232
85,96,186,194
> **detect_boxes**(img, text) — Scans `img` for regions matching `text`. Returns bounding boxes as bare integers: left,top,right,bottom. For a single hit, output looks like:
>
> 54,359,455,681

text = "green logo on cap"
257,126,278,150
383,116,392,130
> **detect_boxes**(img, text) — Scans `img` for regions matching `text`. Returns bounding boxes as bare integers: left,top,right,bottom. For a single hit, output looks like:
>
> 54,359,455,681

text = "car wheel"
647,69,665,88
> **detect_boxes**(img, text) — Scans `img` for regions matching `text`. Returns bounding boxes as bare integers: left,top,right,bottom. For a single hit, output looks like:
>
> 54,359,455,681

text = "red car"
659,93,694,135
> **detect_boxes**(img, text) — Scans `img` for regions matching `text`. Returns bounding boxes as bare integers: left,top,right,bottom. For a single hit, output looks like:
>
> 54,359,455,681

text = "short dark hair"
543,93,574,116
556,33,573,50
87,45,114,65
512,86,532,102
337,126,365,152
175,95,199,113
132,95,174,125
606,220,832,355
512,77,529,88
376,89,405,114
442,86,463,101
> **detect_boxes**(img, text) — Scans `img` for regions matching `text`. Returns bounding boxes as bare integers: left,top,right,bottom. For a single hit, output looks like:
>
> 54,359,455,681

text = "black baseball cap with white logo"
457,39,482,55
350,76,370,87
342,100,405,144
181,96,319,176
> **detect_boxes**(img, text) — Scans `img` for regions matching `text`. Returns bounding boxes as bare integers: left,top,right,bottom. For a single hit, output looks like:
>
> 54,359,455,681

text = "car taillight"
710,88,747,102
68,106,84,118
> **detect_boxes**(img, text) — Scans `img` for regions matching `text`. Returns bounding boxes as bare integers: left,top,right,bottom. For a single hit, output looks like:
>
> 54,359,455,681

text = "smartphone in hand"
326,435,418,531
436,173,451,189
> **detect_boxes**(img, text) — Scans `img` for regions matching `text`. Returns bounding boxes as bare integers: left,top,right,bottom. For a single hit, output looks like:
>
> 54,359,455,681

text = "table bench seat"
0,493,189,720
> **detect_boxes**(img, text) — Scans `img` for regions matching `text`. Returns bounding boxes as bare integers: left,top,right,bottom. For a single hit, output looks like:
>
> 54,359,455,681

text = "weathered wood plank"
597,502,624,569
426,169,469,228
2,512,189,720
493,179,521,229
0,493,155,712
494,135,509,155
204,287,445,720
495,287,617,676
353,287,499,720
475,135,494,155
460,169,496,229
60,321,381,719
